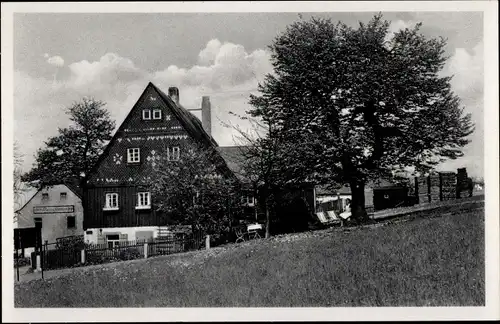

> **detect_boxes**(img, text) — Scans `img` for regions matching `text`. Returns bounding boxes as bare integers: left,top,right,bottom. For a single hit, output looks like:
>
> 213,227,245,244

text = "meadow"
15,203,484,307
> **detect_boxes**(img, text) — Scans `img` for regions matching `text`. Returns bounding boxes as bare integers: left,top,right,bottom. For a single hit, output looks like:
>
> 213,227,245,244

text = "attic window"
127,148,141,163
142,109,151,120
41,193,49,200
60,192,67,199
153,109,162,120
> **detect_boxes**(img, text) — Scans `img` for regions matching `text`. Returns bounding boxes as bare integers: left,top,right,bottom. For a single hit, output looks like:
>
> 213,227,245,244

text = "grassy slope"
15,206,484,307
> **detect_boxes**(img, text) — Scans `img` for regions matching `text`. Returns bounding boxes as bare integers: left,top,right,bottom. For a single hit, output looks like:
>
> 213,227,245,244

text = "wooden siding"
88,85,193,186
84,186,172,229
84,83,237,230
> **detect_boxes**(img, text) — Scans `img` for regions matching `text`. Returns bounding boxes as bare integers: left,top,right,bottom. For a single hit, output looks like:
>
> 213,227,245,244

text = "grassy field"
15,204,484,307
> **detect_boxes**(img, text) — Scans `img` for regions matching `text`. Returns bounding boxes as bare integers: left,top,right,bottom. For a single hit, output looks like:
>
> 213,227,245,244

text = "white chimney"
201,96,212,136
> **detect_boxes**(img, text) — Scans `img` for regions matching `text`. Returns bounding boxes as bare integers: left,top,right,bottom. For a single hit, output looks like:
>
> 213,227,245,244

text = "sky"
13,12,484,183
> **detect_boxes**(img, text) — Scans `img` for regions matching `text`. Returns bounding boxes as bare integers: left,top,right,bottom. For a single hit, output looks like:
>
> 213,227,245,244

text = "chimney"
201,96,212,136
168,87,180,104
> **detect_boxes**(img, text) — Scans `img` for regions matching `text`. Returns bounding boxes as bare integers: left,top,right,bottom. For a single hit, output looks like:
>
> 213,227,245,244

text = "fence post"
36,254,41,272
81,249,85,264
205,235,210,250
144,242,148,259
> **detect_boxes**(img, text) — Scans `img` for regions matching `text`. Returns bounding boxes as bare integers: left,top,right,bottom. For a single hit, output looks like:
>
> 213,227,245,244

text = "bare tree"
14,141,29,220
222,114,287,238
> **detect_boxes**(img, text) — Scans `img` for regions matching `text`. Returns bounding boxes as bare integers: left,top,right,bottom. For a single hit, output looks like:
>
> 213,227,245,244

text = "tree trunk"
265,198,271,238
350,180,368,223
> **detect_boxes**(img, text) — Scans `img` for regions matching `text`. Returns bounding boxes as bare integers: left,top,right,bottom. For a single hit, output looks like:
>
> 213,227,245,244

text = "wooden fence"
31,232,207,271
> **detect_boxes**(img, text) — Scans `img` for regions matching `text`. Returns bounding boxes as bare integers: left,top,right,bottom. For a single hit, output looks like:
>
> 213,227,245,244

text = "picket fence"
32,232,207,271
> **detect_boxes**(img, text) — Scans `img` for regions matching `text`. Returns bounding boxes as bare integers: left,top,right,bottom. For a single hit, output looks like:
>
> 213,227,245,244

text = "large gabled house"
83,82,239,245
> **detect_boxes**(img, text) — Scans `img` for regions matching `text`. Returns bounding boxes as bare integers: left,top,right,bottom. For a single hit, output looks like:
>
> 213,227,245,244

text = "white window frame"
127,148,140,163
136,192,151,210
152,109,162,120
168,146,180,161
142,109,151,120
104,193,119,211
106,234,120,248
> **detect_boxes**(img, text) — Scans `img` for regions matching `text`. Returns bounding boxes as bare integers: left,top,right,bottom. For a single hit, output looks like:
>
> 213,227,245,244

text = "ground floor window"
106,234,120,248
67,216,76,229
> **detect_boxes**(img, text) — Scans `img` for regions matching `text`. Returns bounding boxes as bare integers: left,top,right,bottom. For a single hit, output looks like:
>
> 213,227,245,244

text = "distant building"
16,183,84,252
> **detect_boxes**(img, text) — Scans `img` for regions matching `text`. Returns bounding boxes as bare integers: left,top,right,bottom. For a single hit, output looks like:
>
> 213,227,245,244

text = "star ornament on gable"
146,149,162,168
113,153,123,165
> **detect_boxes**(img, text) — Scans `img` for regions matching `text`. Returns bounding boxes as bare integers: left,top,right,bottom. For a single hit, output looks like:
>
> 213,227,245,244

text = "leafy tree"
150,142,243,238
249,14,474,223
22,98,115,188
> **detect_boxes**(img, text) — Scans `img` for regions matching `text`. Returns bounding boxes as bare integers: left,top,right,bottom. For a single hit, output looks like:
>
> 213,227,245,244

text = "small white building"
16,184,84,252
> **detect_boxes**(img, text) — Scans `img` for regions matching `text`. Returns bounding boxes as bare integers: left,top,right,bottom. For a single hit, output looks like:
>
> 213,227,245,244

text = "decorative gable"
88,84,195,185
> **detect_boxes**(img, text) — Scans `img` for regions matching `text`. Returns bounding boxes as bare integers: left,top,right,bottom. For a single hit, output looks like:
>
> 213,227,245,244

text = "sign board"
33,205,74,214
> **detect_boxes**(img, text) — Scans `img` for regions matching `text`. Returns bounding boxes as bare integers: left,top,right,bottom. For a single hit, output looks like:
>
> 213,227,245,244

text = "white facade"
84,225,192,245
84,226,159,244
16,184,84,245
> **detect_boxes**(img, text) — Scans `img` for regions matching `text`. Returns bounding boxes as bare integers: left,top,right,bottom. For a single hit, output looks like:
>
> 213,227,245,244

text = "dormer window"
142,109,151,120
127,148,141,163
153,109,162,120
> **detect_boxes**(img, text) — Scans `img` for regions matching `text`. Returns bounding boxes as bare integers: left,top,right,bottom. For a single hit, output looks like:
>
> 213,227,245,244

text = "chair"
247,223,263,239
316,212,329,224
326,210,340,222
235,227,246,243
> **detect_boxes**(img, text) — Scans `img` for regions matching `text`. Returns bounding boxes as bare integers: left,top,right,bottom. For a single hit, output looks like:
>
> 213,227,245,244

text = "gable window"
168,146,180,161
60,192,67,200
106,234,120,249
142,109,151,120
104,193,119,210
127,148,140,163
136,192,151,209
41,193,49,200
153,109,162,120
67,216,76,229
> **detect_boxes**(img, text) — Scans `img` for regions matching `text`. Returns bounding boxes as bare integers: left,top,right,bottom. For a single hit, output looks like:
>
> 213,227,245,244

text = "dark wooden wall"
83,186,171,229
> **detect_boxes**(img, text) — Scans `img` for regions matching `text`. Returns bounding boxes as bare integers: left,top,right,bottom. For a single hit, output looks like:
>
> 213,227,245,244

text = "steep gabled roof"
86,82,236,184
15,183,82,213
216,146,249,180
149,83,219,148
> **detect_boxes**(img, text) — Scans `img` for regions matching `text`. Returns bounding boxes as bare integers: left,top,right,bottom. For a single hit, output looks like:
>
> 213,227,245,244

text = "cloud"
384,20,414,43
15,40,274,172
46,55,65,67
198,39,222,65
438,41,484,178
15,37,483,179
